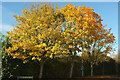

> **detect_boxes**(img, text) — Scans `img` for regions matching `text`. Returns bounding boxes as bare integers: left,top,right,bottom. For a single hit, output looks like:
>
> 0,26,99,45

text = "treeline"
2,55,118,79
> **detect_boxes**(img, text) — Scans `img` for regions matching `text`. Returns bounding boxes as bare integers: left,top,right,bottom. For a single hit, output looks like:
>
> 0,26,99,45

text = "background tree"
1,36,24,78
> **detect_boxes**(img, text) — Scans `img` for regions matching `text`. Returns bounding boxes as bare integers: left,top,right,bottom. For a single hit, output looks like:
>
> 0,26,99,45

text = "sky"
0,0,120,2
1,2,118,57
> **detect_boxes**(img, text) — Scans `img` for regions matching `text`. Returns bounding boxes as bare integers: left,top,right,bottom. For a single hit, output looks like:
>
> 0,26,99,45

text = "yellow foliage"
69,45,73,48
4,3,115,64
32,57,36,60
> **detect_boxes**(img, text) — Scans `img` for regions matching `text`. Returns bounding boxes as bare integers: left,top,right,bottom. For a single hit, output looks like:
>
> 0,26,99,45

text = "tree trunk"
39,61,44,79
90,47,94,77
82,47,84,77
82,69,84,77
81,59,84,77
91,61,93,77
69,62,74,78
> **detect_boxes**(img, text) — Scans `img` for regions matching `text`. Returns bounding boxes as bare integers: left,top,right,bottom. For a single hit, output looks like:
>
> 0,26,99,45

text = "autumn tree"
82,12,115,77
59,4,85,78
4,3,68,79
60,4,115,77
4,3,115,78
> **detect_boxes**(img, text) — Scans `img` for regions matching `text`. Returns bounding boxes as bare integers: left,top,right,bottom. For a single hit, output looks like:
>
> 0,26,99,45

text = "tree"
60,4,85,78
4,3,115,78
60,4,115,77
84,18,115,76
4,3,67,79
1,37,23,78
2,37,12,78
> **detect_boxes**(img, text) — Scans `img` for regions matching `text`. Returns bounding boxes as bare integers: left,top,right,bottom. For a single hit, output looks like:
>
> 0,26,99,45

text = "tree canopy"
4,3,115,63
